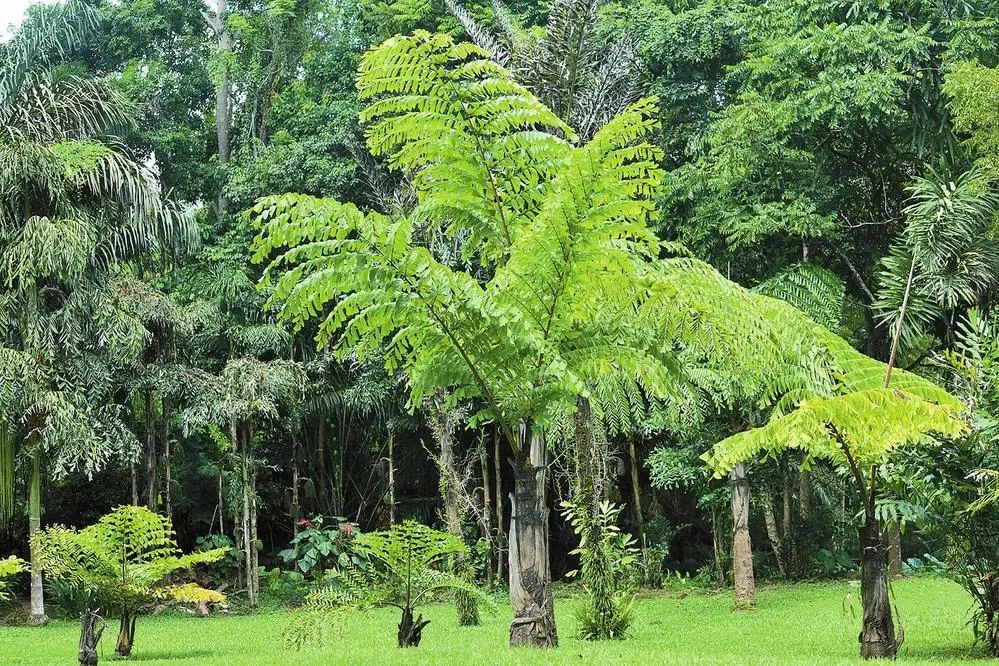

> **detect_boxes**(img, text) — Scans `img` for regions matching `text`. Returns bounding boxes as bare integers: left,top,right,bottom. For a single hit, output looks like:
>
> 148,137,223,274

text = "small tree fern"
285,520,493,649
32,505,228,660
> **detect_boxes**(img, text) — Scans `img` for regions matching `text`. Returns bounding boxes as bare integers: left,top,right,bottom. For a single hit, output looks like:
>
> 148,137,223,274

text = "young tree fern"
32,505,228,660
285,521,493,649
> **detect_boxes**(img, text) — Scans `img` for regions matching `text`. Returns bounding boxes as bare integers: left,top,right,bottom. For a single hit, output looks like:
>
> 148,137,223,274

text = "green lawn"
0,577,987,665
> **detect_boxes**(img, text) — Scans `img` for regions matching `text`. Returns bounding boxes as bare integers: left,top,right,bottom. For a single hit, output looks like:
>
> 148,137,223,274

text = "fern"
32,505,227,657
285,521,494,649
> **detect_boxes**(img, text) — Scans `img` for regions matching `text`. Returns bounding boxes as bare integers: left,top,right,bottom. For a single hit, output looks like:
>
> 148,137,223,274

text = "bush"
563,501,638,640
277,516,365,578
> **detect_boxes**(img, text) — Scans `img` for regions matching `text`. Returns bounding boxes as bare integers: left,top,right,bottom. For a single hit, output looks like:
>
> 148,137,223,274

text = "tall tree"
0,0,196,624
252,32,688,646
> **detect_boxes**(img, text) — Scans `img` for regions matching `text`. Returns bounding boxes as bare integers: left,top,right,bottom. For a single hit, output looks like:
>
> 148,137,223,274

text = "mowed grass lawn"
0,577,986,665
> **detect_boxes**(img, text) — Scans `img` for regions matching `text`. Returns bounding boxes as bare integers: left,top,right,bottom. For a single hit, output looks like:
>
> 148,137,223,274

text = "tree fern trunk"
508,431,557,648
730,463,755,609
114,611,136,657
28,453,47,625
398,607,430,647
78,611,103,666
859,516,897,659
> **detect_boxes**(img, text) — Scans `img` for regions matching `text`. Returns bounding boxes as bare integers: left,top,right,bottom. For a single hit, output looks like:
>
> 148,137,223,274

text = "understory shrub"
563,501,638,640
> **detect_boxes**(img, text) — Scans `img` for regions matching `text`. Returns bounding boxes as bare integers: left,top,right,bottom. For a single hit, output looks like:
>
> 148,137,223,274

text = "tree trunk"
217,469,225,536
508,431,557,648
248,426,259,607
572,398,599,517
628,439,645,546
315,417,329,515
291,440,301,540
162,397,172,520
28,453,47,625
397,607,430,647
730,463,755,609
130,461,139,507
479,435,494,587
782,471,797,577
115,611,136,657
78,611,104,666
799,470,813,519
761,493,786,578
433,398,479,626
887,519,902,577
240,424,258,607
388,429,396,525
494,428,505,584
145,391,157,510
214,0,232,216
859,515,897,659
711,510,726,585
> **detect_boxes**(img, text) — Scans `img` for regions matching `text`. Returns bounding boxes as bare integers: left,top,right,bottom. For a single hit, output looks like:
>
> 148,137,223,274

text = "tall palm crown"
0,0,197,513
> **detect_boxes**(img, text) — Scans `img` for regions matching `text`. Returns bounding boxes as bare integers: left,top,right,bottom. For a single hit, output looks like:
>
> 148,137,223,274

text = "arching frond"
754,261,846,330
703,388,967,477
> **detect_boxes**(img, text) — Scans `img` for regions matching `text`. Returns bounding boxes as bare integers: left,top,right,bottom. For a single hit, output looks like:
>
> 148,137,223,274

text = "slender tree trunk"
730,463,755,608
214,0,232,216
799,470,813,519
218,469,225,536
387,429,396,525
145,391,157,510
438,411,479,626
859,514,897,659
479,435,494,587
130,462,139,507
508,430,557,648
760,494,786,578
28,453,47,625
711,510,726,585
78,611,104,666
887,519,902,577
162,397,172,520
782,471,796,576
115,611,136,657
494,428,505,584
571,397,601,517
315,418,329,515
248,425,259,607
291,440,301,540
239,424,257,607
628,439,645,546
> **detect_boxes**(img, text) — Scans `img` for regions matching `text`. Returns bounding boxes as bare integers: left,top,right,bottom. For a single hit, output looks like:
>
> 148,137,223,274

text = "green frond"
32,506,229,611
753,262,846,330
703,388,967,477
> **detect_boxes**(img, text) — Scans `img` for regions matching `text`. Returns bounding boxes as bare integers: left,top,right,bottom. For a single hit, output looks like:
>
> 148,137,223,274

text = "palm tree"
0,0,197,623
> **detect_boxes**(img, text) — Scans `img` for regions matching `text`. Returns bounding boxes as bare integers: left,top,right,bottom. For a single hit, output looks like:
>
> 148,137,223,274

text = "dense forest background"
4,0,999,608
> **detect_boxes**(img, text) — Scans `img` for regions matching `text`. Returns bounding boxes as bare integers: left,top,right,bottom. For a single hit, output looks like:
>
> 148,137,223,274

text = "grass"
0,577,987,665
